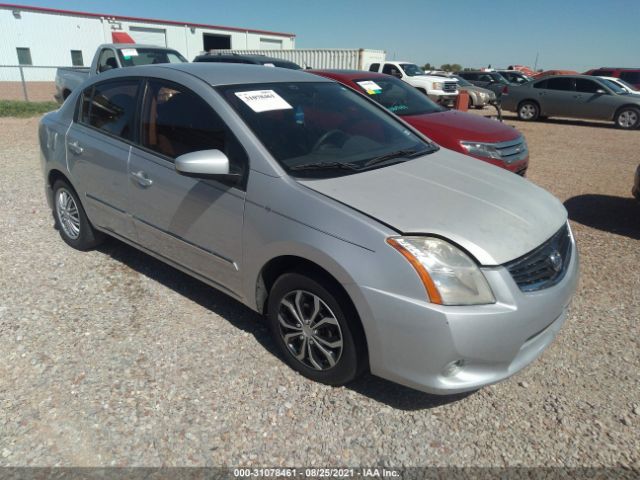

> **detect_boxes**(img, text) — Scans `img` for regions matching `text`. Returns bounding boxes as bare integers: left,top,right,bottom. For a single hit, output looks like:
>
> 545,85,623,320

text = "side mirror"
175,149,235,179
596,89,608,95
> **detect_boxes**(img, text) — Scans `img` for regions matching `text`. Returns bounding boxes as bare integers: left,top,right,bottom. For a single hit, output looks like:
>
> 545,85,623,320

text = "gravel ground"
0,115,638,469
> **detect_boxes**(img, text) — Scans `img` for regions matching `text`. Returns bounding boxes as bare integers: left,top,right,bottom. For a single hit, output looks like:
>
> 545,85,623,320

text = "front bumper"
350,235,579,394
428,91,458,106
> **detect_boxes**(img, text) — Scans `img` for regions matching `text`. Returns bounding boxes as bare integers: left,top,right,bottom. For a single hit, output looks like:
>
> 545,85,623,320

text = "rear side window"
140,79,247,177
546,77,573,91
534,79,547,89
369,63,380,72
79,80,139,140
575,78,600,93
620,71,640,84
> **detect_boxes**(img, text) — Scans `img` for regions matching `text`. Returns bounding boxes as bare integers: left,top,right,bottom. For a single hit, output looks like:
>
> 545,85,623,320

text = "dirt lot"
0,113,638,469
0,82,56,102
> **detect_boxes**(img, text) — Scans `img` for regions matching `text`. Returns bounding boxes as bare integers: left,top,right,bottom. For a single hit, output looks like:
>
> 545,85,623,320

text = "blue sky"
17,0,640,71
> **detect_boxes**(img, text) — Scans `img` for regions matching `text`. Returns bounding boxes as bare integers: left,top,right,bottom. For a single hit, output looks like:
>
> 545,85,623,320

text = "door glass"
369,63,380,72
546,77,573,91
140,80,247,177
82,80,139,140
620,71,640,84
575,79,600,93
97,49,118,72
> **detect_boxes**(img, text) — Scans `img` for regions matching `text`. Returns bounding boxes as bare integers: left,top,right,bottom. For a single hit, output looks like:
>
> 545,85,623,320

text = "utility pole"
534,52,539,72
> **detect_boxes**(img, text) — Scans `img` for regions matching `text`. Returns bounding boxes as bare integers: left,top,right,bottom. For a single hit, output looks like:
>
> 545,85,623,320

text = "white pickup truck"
54,43,187,103
368,61,459,106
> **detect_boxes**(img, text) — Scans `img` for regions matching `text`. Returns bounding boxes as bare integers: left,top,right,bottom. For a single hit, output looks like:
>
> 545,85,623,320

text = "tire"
267,272,367,386
52,179,104,250
614,107,640,130
468,96,474,108
517,101,540,121
474,105,485,110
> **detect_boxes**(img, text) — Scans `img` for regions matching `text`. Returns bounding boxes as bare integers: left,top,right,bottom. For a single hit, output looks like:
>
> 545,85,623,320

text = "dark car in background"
584,68,640,90
456,71,510,99
633,165,640,200
501,75,640,129
497,70,533,85
310,69,529,175
193,53,301,70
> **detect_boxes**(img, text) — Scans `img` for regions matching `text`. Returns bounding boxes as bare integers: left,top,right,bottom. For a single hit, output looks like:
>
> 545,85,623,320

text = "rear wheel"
614,107,640,130
267,272,366,386
52,179,104,250
518,101,539,121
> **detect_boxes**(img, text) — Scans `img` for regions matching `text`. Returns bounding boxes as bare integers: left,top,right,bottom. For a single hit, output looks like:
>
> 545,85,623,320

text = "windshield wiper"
363,148,433,168
289,161,361,172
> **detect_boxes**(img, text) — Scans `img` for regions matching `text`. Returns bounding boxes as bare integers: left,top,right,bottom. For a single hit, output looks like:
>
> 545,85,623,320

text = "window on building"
71,50,84,67
203,33,231,51
16,47,32,65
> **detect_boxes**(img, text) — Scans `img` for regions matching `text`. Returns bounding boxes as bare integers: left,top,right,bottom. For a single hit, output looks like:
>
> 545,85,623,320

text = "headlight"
433,82,444,90
387,237,495,305
460,141,502,160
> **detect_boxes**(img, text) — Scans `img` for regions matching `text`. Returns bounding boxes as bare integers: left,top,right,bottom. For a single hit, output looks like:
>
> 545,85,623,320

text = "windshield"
352,77,445,116
117,48,187,67
490,72,509,84
218,82,435,176
601,79,627,94
452,75,472,87
399,64,425,77
608,78,638,92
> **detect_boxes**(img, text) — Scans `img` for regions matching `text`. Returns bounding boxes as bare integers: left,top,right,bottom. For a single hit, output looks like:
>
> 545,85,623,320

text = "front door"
66,79,140,239
128,79,248,298
573,78,618,120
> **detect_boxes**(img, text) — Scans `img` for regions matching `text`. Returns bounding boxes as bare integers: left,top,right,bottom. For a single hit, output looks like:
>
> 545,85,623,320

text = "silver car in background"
39,63,578,394
502,74,640,129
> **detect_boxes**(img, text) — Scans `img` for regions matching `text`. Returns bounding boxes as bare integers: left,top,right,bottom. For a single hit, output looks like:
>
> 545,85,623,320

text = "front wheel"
518,101,539,121
267,272,366,386
52,179,104,250
614,107,640,130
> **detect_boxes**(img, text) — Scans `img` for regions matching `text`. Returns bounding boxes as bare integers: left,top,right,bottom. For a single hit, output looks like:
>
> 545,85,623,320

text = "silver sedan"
39,63,578,394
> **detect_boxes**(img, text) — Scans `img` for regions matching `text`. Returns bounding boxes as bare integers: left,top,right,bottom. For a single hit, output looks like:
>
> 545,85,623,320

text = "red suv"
310,70,529,175
584,68,640,89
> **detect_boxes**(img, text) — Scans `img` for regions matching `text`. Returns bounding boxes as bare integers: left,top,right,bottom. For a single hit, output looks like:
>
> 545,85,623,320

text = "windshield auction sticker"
357,80,383,95
235,90,293,113
120,48,138,57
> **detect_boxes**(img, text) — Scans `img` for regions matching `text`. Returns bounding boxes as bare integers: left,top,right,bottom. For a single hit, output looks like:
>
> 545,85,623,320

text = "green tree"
440,63,463,72
423,62,433,71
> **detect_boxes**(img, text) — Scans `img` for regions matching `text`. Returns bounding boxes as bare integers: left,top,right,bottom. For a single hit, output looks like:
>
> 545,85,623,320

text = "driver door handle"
130,170,153,188
68,140,83,155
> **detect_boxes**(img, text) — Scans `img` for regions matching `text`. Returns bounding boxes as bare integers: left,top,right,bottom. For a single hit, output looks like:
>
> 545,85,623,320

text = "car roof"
102,62,331,86
98,43,179,51
309,69,389,80
195,53,297,63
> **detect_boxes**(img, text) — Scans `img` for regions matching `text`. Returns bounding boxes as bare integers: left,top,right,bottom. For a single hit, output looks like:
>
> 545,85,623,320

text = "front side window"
382,63,399,75
140,80,247,177
369,63,380,72
117,48,187,67
575,78,601,93
218,82,435,176
352,76,444,116
97,49,118,72
399,64,424,77
546,77,573,91
80,80,139,140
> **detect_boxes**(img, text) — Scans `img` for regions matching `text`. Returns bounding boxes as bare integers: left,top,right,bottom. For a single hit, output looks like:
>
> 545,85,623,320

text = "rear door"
127,78,248,297
537,76,575,117
573,78,617,119
66,78,140,239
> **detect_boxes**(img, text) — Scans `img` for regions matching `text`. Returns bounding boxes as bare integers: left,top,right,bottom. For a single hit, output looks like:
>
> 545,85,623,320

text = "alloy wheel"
277,290,343,371
56,188,81,240
617,110,638,129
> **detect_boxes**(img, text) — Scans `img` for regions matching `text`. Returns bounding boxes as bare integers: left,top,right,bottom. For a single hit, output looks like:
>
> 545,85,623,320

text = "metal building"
0,3,296,80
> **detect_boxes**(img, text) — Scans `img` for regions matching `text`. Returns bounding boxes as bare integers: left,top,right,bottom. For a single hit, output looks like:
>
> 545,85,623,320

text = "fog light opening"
443,359,465,377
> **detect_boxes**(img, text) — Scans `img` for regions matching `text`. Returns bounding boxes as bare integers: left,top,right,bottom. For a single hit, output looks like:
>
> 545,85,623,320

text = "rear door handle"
68,140,83,155
130,170,153,188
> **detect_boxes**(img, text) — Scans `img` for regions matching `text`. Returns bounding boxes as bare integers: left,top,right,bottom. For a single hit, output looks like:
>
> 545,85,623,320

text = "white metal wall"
209,49,386,70
0,6,296,80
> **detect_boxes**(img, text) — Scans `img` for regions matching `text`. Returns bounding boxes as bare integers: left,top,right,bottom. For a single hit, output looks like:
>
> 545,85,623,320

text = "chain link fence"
0,65,62,102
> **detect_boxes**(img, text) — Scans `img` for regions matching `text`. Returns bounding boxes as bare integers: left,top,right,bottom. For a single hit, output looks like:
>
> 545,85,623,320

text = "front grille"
505,224,572,292
443,81,457,92
494,137,528,164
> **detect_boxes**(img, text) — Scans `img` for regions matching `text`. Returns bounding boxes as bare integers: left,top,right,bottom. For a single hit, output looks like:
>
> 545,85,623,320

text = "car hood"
460,85,492,95
298,149,566,265
404,110,520,144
